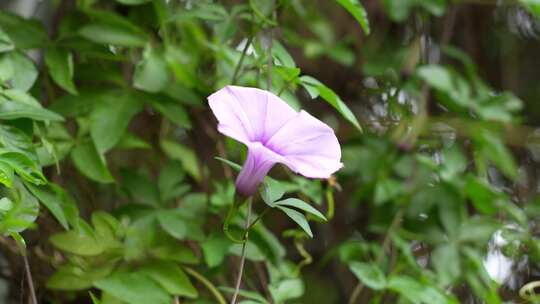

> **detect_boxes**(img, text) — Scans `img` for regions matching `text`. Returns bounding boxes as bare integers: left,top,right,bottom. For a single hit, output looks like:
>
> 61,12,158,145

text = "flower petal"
266,111,342,178
208,86,297,144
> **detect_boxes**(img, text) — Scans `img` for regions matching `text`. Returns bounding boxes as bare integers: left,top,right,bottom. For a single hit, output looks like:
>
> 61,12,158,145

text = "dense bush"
1,0,540,303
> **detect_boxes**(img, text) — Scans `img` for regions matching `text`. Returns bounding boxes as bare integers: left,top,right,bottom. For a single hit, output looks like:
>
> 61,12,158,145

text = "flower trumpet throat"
208,85,342,196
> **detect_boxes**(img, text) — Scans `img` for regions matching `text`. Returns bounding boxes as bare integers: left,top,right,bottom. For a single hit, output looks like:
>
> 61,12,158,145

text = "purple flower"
208,86,342,196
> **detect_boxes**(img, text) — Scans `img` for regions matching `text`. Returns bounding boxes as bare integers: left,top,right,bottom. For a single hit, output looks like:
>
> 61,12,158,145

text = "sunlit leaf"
94,271,170,304
336,0,370,34
349,262,386,290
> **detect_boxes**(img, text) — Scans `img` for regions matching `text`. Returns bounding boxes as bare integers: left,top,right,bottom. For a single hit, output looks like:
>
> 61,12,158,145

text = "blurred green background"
0,0,540,303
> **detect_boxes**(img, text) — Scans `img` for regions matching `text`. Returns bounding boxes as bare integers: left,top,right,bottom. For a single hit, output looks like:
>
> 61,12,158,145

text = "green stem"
277,77,294,96
325,188,335,220
231,36,254,85
293,240,312,276
247,206,271,230
184,267,227,304
231,198,253,304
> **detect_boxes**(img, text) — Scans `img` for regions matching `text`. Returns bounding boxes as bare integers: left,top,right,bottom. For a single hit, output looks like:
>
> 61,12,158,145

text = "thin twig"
231,198,253,304
231,36,254,85
23,253,38,304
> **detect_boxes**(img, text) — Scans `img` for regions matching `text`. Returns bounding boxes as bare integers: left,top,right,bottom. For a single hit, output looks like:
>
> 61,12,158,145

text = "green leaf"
3,52,38,92
141,261,198,298
336,0,370,35
0,100,64,122
274,198,326,221
417,64,471,109
458,217,499,243
45,47,77,95
432,244,461,286
300,75,361,131
79,23,147,47
71,141,114,183
0,181,39,234
0,151,46,185
160,140,201,181
146,94,191,129
151,243,200,265
0,161,14,187
272,42,296,68
0,53,14,82
201,233,231,267
0,123,34,153
0,28,14,53
25,183,69,229
437,184,464,238
0,12,48,49
48,261,114,291
47,267,94,290
1,89,41,107
121,169,160,206
0,197,13,213
221,287,269,304
215,157,241,172
50,230,104,256
91,211,119,246
261,178,286,206
268,279,304,303
374,178,402,205
157,210,204,241
440,145,467,181
349,262,386,290
49,90,99,117
94,271,170,304
116,132,151,150
90,91,143,154
276,206,313,238
387,276,448,304
134,46,170,93
475,129,517,179
158,160,187,201
464,175,498,215
157,211,187,240
521,0,540,20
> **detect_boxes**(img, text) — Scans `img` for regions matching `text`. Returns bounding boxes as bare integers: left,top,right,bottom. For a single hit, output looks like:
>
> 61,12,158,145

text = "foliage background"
1,0,540,303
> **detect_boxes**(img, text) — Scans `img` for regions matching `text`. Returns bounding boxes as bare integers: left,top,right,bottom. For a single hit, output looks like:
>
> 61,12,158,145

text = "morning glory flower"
208,86,342,196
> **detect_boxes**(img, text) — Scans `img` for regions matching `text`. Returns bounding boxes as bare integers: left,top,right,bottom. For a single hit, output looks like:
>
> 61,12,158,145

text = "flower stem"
325,187,335,220
223,200,245,244
231,197,253,304
184,267,227,304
